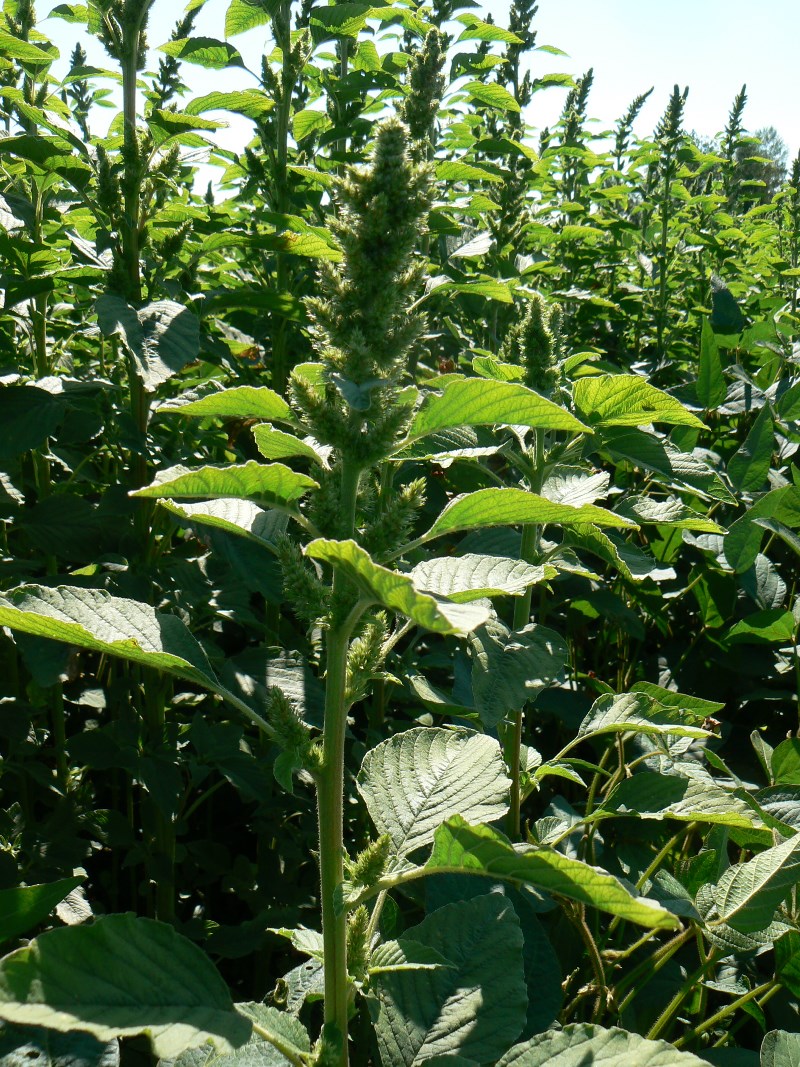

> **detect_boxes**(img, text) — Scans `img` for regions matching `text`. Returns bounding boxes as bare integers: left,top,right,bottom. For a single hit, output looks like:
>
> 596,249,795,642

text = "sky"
41,0,800,181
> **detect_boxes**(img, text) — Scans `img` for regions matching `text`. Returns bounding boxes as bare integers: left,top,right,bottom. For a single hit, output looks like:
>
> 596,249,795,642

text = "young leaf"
469,621,567,727
357,729,509,857
372,895,527,1066
0,916,251,1058
425,819,678,928
0,877,83,946
425,488,638,541
574,375,706,429
497,1023,716,1066
132,463,318,506
305,540,489,635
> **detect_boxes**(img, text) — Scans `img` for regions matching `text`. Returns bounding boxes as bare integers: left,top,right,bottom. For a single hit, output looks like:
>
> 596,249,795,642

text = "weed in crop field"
1,1,800,1066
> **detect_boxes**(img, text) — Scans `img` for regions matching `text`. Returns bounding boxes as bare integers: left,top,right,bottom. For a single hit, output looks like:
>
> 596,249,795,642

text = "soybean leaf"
305,539,489,635
614,496,723,533
628,682,724,716
698,319,727,409
469,620,567,727
724,486,800,572
760,1031,800,1067
702,833,800,932
404,378,588,445
598,426,735,502
356,729,509,857
0,1025,118,1067
372,895,526,1066
132,463,318,507
425,488,638,541
425,819,678,928
0,877,83,945
600,772,768,833
728,405,775,493
497,1023,716,1066
563,525,672,582
574,375,706,429
0,915,251,1058
578,693,712,741
411,554,546,602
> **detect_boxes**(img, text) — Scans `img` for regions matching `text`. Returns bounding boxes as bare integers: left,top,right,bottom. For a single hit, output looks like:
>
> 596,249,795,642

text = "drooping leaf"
357,729,509,857
598,426,734,503
159,37,245,69
372,895,527,1066
411,554,546,603
185,90,274,119
697,319,727,409
563,525,672,582
425,819,678,928
159,499,288,549
132,463,317,508
497,1023,716,1066
614,496,723,533
577,693,711,741
425,488,637,542
469,620,567,727
463,80,521,112
252,426,328,467
224,0,272,37
600,772,768,833
0,878,83,946
0,915,251,1058
700,833,800,933
368,939,452,975
728,405,775,493
161,386,291,421
96,297,200,392
305,540,489,635
575,375,705,429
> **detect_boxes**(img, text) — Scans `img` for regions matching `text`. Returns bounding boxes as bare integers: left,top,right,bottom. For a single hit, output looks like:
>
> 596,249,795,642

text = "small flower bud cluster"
346,906,371,983
400,29,446,155
345,614,388,708
345,834,391,889
362,478,426,560
499,293,561,396
276,536,331,626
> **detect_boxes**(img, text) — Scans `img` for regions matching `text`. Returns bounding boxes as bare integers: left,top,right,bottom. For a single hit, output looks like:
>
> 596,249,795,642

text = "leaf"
368,939,453,975
0,878,83,946
161,386,291,422
356,728,510,857
252,426,328,467
455,14,523,45
0,915,251,1058
728,609,797,645
425,819,678,928
772,740,800,786
578,693,712,741
224,0,272,37
614,496,723,534
411,554,546,603
497,1023,716,1066
305,540,488,635
435,161,503,184
728,405,775,493
598,426,734,503
95,297,200,392
405,377,588,444
575,375,705,429
703,833,800,932
563,525,671,582
159,37,244,70
629,682,723,716
132,462,317,508
724,486,800,572
600,772,768,832
761,1031,800,1067
372,895,527,1066
425,489,638,542
469,620,567,727
0,385,66,461
541,467,610,507
0,1025,118,1067
464,80,521,113
185,90,273,119
0,30,55,65
697,319,727,409
292,109,332,141
159,499,288,549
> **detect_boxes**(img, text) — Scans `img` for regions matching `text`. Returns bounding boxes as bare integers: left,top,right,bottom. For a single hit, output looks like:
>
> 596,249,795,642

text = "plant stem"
613,926,694,1010
506,521,539,838
645,946,720,1041
673,979,779,1049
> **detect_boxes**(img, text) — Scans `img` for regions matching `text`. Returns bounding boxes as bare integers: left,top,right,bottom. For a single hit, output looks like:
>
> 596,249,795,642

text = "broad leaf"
724,487,800,572
578,693,712,741
761,1030,800,1067
470,620,567,727
564,525,672,582
615,496,723,533
425,819,678,928
96,297,199,392
575,375,705,429
405,378,588,444
728,405,775,493
160,1003,309,1066
0,1024,118,1067
253,426,327,466
305,540,488,635
697,319,727,409
159,499,288,548
600,772,769,833
599,426,734,502
411,554,546,602
0,915,250,1058
497,1023,715,1066
372,894,526,1066
161,386,291,422
368,939,452,975
357,729,509,857
159,37,244,70
425,489,637,541
132,463,318,507
0,877,83,945
702,833,800,932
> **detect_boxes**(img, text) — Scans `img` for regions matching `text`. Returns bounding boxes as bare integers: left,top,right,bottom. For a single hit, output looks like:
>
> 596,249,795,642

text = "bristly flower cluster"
400,29,446,154
291,119,435,467
499,293,562,396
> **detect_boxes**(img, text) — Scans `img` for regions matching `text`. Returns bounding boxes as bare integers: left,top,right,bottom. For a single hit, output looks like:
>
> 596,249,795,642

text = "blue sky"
42,0,800,169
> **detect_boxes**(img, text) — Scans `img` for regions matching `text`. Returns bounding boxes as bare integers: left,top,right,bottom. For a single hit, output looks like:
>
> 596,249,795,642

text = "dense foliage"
1,1,800,1066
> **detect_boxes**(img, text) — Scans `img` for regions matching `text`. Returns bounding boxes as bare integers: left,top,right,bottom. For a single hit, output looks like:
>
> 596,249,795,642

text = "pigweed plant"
1,2,800,1067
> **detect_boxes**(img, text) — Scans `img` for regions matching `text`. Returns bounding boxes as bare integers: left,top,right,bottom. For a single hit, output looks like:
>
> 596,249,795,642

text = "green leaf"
0,30,56,66
185,90,273,119
697,319,727,409
724,487,800,572
775,933,800,998
159,499,288,549
497,1024,716,1066
563,526,670,582
0,1024,118,1067
224,0,272,36
159,37,244,70
728,609,797,645
469,620,567,727
629,682,724,716
701,833,800,932
761,1031,800,1067
0,915,251,1058
404,378,588,444
132,462,317,508
368,939,453,975
0,385,66,462
455,13,523,44
777,381,800,421
614,496,723,534
728,405,775,493
356,729,510,857
575,375,706,429
772,739,800,786
161,386,291,422
578,693,712,741
305,540,488,635
411,554,547,603
435,161,503,184
463,80,521,113
425,488,638,541
0,878,83,946
292,109,332,141
425,819,678,928
95,297,199,392
372,895,526,1065
253,426,327,466
598,426,735,503
600,772,768,833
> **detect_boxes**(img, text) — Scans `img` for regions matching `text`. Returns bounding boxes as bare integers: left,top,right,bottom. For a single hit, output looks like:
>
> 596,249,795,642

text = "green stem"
613,926,694,1010
251,1022,307,1067
645,946,720,1041
673,979,779,1049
